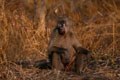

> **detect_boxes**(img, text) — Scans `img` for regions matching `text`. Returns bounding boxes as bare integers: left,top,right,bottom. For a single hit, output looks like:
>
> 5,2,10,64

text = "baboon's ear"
76,47,91,55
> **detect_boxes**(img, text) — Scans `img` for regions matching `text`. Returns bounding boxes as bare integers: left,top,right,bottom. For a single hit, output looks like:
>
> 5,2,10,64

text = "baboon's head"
56,19,66,35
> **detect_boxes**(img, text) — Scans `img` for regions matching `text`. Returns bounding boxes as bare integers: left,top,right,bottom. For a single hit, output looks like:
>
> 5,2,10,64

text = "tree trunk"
34,0,46,35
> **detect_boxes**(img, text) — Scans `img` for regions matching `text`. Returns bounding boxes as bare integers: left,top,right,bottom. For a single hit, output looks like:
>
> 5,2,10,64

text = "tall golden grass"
0,0,120,65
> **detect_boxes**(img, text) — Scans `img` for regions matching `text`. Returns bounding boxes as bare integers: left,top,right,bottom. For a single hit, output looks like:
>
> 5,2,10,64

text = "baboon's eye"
63,23,66,27
58,23,63,27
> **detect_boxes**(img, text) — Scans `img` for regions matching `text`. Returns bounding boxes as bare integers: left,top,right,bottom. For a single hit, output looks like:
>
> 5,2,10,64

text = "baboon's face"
56,20,67,35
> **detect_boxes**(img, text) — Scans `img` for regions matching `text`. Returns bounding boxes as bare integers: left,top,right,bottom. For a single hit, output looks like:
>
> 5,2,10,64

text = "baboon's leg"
75,53,87,74
61,53,70,67
52,52,64,70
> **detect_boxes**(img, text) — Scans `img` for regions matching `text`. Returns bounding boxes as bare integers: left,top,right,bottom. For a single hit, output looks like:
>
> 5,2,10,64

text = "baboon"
46,17,91,73
32,17,91,74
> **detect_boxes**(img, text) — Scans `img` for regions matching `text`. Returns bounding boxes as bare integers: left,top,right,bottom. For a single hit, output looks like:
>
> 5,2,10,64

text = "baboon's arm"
72,35,90,55
72,35,82,51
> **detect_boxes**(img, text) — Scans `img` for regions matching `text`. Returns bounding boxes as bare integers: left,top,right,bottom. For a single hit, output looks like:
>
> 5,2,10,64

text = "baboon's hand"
76,47,91,55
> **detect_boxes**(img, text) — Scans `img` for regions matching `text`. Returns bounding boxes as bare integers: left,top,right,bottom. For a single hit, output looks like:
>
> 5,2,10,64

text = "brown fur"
47,18,91,73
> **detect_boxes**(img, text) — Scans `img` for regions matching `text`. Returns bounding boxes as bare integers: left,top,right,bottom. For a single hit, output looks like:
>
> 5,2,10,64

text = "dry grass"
0,0,120,80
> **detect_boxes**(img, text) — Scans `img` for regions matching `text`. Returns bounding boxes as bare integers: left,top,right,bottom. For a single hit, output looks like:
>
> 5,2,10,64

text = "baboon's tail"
33,59,51,69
